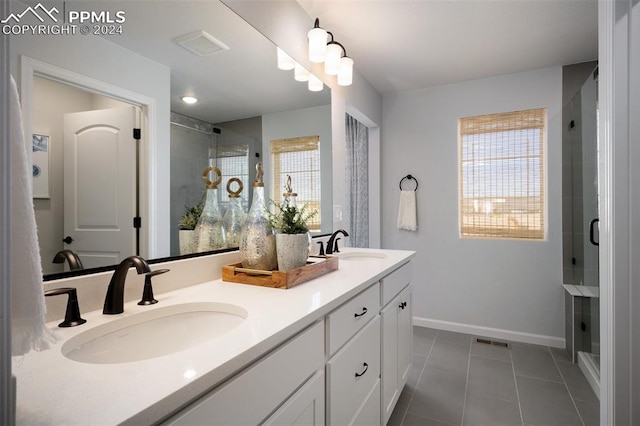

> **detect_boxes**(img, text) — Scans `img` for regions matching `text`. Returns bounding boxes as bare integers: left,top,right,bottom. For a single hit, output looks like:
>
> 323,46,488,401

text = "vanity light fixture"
307,18,354,86
181,96,198,104
308,74,323,92
294,62,310,82
276,47,295,70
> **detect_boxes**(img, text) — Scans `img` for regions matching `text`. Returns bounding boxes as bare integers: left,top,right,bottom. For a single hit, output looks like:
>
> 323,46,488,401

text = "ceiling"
297,0,599,95
19,0,598,119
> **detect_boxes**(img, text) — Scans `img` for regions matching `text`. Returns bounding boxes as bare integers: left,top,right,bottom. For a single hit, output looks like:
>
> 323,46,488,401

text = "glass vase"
194,166,226,252
223,178,246,248
240,163,277,270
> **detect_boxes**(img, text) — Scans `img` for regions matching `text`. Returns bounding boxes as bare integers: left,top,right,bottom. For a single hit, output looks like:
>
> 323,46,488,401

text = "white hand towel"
10,75,56,356
397,190,417,231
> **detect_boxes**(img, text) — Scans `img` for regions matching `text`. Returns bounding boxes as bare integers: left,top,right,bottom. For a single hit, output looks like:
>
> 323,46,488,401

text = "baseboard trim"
413,316,565,348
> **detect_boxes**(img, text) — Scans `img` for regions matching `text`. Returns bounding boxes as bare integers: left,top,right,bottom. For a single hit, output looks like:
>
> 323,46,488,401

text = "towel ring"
399,174,419,191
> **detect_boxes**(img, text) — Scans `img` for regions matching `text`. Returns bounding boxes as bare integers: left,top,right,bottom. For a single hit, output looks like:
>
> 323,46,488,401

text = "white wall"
262,104,333,233
382,67,564,346
9,9,171,259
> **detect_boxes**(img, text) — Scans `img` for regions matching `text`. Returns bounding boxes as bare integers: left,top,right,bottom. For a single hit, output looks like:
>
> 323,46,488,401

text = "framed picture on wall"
32,133,50,198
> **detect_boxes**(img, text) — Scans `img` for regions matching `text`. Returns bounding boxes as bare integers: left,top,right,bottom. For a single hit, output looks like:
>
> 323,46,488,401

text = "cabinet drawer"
327,316,380,425
381,262,412,307
352,379,380,426
326,283,379,355
164,321,324,425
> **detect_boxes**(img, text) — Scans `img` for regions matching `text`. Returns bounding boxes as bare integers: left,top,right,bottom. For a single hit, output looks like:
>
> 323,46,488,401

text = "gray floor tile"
408,367,467,425
390,328,597,426
403,412,455,426
467,356,518,402
516,375,583,426
426,339,470,377
470,339,512,362
462,392,522,426
511,343,562,382
388,388,413,426
575,400,600,426
407,354,426,392
556,360,599,403
436,330,472,346
550,346,573,364
414,326,438,355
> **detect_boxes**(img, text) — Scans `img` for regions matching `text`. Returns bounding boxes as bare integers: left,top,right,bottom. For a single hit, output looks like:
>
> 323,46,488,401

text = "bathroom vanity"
12,248,414,425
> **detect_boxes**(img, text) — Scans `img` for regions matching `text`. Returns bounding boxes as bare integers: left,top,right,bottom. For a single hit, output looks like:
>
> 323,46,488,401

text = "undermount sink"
338,251,388,261
62,302,247,364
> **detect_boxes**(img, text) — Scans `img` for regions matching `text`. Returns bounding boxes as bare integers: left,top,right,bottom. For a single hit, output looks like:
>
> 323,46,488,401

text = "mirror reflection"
9,0,331,278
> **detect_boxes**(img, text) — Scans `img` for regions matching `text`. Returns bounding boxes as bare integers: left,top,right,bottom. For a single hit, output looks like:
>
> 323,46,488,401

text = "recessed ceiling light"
181,96,198,104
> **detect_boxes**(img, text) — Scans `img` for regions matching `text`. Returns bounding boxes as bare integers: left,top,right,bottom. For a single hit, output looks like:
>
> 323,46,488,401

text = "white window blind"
210,144,249,211
270,136,321,231
459,108,546,240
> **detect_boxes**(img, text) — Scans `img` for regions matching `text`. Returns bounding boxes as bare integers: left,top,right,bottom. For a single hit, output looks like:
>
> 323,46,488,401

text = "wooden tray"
222,255,339,289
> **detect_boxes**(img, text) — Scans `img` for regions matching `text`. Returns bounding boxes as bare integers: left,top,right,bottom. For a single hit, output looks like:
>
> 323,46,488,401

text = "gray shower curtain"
345,114,369,247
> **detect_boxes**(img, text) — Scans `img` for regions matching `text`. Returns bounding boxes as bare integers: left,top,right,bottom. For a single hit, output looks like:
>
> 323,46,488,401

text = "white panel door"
63,107,136,269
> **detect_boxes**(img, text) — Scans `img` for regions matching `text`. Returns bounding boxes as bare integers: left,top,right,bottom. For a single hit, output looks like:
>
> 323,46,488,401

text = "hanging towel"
10,75,56,356
397,190,417,231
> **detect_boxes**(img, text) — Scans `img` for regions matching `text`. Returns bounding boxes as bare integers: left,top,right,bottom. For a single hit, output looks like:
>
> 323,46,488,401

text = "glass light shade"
308,74,323,92
294,63,310,82
276,47,295,71
337,56,354,86
324,43,342,75
308,27,327,63
181,96,198,104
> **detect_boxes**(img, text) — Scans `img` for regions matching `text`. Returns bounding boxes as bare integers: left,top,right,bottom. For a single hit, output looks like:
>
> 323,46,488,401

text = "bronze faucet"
103,256,151,314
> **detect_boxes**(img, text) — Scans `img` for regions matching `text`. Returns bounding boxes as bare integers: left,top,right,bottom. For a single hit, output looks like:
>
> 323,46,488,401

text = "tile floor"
388,327,599,426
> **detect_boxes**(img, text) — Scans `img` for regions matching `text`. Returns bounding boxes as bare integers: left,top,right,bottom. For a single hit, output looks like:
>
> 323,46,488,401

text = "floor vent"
476,337,510,349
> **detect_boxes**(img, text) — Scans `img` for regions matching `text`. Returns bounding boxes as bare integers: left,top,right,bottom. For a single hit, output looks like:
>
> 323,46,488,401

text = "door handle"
62,236,74,244
355,362,369,378
589,218,599,246
354,307,368,318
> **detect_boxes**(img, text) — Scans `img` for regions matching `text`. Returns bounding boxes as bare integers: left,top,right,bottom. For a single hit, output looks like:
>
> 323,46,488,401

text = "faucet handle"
44,287,87,327
333,237,341,253
138,269,169,306
316,241,325,256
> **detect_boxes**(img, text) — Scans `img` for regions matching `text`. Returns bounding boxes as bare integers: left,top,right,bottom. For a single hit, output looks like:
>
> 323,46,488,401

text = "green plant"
178,200,204,230
267,201,318,234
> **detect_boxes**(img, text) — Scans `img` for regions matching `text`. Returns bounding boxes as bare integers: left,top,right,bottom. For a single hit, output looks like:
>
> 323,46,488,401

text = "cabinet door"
381,285,413,425
397,286,412,388
263,371,325,426
381,298,399,424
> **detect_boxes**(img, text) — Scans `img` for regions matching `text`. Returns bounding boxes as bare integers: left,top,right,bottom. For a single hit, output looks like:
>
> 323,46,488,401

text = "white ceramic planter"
276,233,309,271
179,230,196,255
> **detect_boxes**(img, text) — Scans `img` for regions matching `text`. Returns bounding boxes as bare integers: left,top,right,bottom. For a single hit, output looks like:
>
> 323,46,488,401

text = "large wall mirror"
9,0,332,278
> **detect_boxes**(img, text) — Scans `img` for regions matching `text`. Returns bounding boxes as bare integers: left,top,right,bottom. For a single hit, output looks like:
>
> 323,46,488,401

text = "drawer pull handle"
399,301,407,310
354,307,368,318
355,362,369,378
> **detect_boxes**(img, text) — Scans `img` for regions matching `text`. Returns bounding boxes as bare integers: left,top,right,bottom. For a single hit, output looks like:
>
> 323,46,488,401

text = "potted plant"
267,201,318,271
178,201,203,254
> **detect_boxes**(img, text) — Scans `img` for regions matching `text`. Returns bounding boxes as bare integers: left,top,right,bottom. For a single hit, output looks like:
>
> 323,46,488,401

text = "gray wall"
381,67,564,345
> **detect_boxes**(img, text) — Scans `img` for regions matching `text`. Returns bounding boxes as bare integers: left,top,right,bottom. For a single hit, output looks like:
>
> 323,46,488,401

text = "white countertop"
13,248,415,425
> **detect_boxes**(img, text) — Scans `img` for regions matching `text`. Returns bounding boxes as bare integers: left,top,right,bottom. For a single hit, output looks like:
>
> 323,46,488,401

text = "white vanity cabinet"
380,262,413,425
164,321,325,425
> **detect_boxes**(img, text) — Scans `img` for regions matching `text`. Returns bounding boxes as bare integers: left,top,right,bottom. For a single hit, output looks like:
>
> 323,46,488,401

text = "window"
270,136,321,231
210,144,249,212
459,108,546,240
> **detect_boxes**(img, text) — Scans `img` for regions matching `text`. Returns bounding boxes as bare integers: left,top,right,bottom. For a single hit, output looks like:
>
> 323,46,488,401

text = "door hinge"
133,128,141,140
133,217,142,228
